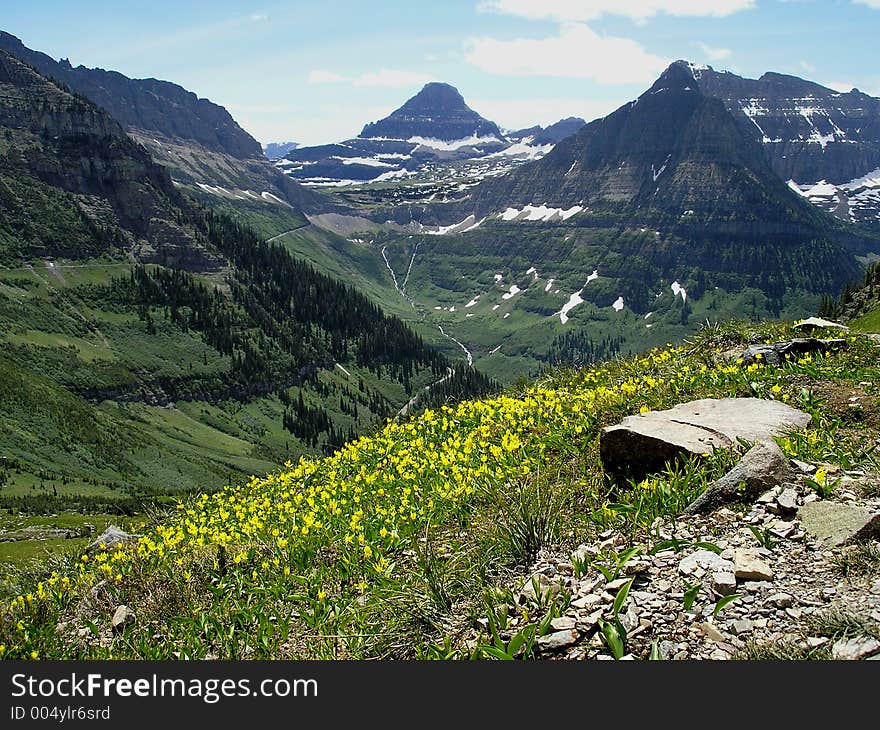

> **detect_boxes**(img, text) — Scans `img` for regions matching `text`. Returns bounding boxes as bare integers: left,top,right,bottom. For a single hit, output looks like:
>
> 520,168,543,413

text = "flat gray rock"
831,636,880,660
797,501,880,547
792,317,849,334
601,398,811,479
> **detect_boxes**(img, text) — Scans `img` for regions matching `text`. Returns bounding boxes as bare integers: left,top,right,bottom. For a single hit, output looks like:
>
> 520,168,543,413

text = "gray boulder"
686,440,797,514
86,525,139,554
739,338,846,366
601,398,811,479
797,502,880,547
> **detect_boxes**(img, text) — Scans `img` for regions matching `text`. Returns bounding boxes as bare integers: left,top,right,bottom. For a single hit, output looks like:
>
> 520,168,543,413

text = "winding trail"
266,224,310,244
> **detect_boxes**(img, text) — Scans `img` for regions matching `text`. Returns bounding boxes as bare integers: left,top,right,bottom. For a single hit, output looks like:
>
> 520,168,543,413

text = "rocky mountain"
327,62,880,386
509,117,586,146
683,61,880,226
276,83,573,187
0,31,332,215
361,82,502,141
463,62,834,228
263,141,299,160
0,30,261,159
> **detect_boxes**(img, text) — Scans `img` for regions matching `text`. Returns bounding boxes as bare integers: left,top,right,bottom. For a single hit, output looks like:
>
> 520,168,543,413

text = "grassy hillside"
2,320,876,659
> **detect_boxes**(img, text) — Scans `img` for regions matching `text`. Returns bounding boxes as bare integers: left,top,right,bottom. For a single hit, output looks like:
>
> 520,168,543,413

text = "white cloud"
249,14,268,22
307,70,349,84
471,97,622,130
800,60,816,73
853,1,880,9
465,24,668,84
697,42,732,61
307,68,433,88
481,0,756,22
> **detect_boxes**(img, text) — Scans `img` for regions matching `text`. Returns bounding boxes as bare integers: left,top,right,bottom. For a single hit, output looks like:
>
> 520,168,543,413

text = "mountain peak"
648,61,708,94
359,81,501,141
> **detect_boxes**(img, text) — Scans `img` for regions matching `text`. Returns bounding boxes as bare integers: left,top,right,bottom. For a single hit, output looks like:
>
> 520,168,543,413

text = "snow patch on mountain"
408,134,503,151
500,205,583,222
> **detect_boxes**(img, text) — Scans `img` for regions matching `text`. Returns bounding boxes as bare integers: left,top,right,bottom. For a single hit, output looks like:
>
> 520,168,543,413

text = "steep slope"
0,53,495,499
468,63,831,225
0,30,260,159
0,49,216,269
686,62,880,225
0,31,333,215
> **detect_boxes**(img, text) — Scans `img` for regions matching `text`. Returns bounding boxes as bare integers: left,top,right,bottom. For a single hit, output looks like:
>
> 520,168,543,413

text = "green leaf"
683,581,701,611
649,639,663,660
713,593,740,617
481,646,514,660
612,577,634,617
693,541,722,554
598,618,625,660
507,631,527,657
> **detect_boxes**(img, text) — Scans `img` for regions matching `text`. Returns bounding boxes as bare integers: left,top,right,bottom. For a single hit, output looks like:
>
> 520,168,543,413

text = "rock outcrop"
600,398,811,479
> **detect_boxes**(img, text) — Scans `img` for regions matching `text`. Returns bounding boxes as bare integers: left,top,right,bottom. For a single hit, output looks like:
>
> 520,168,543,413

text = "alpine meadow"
1,1,880,668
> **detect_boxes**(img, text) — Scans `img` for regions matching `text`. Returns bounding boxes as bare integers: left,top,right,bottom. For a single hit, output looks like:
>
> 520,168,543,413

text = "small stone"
550,616,577,632
519,573,560,603
806,636,829,649
767,592,793,609
792,459,817,475
87,525,139,554
576,610,603,633
757,487,782,504
571,594,603,610
730,619,753,635
604,577,631,593
831,636,880,660
733,549,774,581
696,622,726,643
624,559,651,575
679,549,734,577
709,648,730,660
112,605,136,633
711,571,738,596
776,488,799,513
870,580,880,596
537,629,579,652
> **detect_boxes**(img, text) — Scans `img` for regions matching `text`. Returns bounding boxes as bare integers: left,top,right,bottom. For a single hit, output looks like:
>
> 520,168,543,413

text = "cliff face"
0,31,262,160
0,50,217,269
690,63,880,184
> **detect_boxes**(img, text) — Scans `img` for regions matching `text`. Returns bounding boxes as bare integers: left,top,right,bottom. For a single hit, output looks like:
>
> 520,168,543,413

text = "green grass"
851,302,880,333
2,321,877,659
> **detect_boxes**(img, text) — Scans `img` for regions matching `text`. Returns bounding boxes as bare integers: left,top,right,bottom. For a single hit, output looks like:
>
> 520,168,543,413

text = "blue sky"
4,1,880,145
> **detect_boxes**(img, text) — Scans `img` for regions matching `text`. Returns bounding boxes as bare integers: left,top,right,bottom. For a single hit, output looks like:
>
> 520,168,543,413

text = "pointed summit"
359,82,502,141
